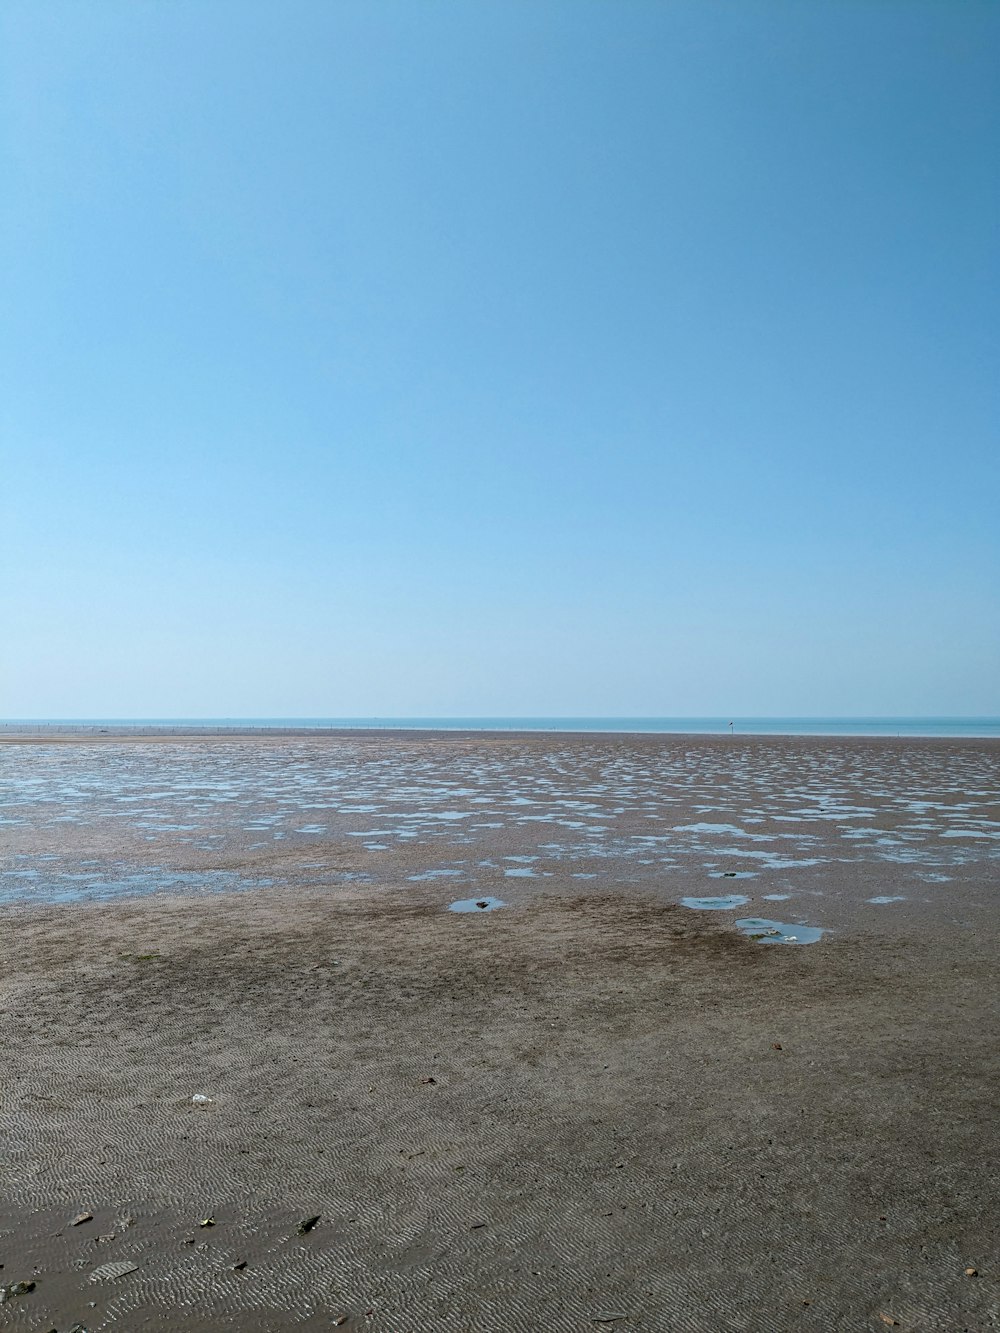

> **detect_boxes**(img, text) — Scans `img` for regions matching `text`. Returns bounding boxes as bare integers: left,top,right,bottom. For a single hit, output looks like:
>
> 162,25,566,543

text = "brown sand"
1,735,998,1331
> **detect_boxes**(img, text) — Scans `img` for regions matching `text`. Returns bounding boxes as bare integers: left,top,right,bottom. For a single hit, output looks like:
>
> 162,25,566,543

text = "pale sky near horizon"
2,1,998,718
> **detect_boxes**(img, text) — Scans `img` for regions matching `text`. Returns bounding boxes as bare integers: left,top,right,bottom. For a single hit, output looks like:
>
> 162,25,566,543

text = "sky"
2,0,998,718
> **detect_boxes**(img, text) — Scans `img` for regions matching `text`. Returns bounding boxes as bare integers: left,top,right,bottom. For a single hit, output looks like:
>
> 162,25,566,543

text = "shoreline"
2,726,1000,747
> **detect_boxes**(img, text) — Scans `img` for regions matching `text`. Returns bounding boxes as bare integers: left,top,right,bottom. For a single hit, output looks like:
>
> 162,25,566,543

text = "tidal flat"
1,732,998,1330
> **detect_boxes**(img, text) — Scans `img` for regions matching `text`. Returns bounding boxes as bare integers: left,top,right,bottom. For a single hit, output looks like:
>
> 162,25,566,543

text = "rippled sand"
1,733,998,1329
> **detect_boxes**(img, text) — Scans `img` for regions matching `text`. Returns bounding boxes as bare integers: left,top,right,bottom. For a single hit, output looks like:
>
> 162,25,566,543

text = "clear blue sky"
2,1,997,718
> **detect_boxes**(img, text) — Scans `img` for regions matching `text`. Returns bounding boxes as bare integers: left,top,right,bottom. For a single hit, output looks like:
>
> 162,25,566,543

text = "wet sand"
1,733,998,1330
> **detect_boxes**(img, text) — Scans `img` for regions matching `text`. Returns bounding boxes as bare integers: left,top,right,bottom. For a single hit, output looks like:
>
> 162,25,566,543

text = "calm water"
3,717,1000,737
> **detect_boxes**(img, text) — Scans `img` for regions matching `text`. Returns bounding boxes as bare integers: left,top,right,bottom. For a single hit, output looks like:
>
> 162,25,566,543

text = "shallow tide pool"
735,917,825,945
681,894,751,911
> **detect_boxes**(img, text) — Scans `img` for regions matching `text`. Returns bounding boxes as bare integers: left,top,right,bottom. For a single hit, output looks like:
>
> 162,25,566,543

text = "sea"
2,717,999,737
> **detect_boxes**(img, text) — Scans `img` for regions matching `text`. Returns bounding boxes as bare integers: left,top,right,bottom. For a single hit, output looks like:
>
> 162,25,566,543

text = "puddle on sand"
735,917,825,945
708,870,757,880
867,895,907,905
681,894,751,911
762,893,792,901
0,867,274,906
448,896,507,913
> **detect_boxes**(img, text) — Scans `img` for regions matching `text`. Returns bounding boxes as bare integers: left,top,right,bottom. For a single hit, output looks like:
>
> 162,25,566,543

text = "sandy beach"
1,733,998,1330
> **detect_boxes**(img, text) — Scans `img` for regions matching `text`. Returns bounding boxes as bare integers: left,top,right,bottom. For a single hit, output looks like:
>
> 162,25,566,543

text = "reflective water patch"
681,894,751,911
0,866,273,906
735,917,824,945
448,896,507,913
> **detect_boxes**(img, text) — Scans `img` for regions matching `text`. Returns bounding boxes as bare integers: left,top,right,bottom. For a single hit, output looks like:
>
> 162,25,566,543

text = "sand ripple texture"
2,888,999,1331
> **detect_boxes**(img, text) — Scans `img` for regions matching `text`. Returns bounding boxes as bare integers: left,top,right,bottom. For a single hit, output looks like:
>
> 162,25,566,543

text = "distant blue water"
3,717,999,738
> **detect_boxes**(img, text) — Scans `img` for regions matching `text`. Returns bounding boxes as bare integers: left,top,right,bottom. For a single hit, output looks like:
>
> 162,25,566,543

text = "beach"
1,732,998,1330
